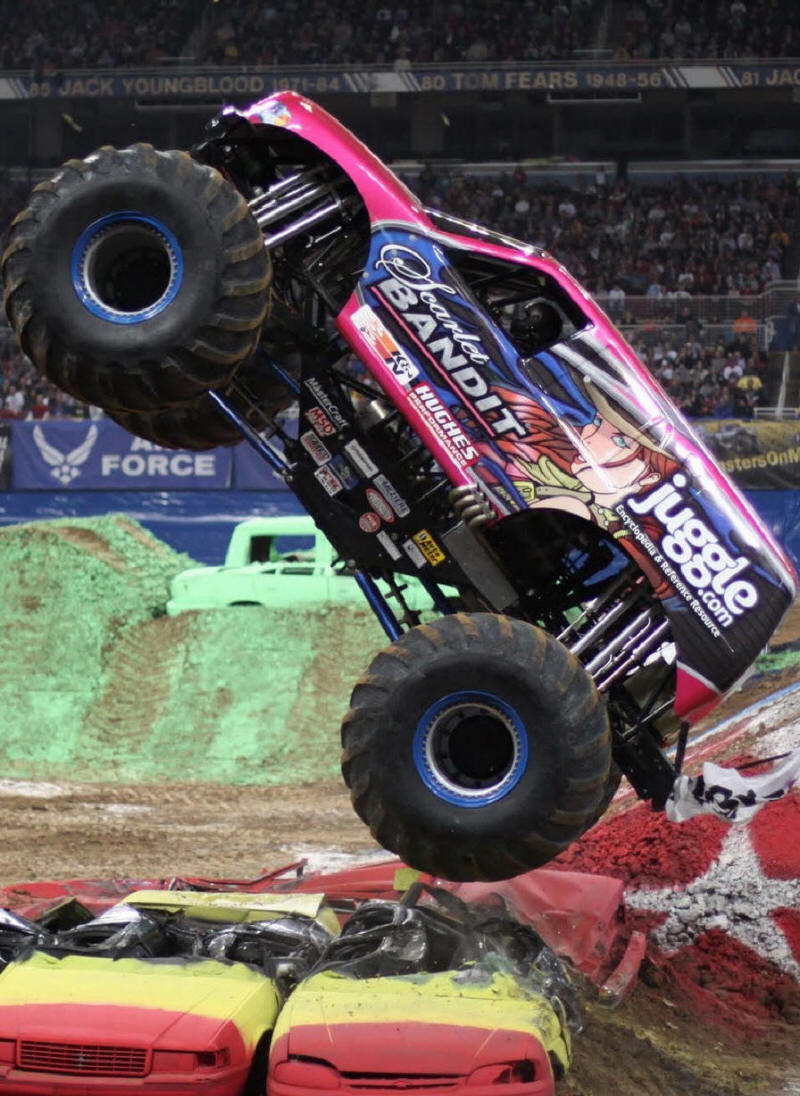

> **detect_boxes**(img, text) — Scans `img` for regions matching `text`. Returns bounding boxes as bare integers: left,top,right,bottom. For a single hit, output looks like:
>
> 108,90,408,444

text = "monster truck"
2,91,796,882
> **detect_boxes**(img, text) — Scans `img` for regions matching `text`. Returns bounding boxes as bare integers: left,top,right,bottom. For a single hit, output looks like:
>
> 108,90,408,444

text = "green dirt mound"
0,516,386,784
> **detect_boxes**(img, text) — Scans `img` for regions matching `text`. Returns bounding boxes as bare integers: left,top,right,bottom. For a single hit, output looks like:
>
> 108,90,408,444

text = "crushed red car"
0,859,645,1095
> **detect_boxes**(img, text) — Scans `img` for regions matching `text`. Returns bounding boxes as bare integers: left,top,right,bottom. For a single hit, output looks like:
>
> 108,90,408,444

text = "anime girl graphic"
472,351,681,598
478,355,678,526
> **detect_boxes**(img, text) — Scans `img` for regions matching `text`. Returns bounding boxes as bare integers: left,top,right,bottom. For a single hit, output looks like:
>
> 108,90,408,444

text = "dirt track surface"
2,598,797,887
2,673,799,1096
0,778,380,885
1,517,798,1096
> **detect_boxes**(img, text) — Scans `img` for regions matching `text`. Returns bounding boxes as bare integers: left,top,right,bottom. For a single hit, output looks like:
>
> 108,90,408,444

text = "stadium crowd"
615,0,800,61
201,0,600,67
628,327,768,418
200,0,799,66
0,0,798,69
0,327,769,422
412,167,799,297
0,0,197,70
0,345,89,422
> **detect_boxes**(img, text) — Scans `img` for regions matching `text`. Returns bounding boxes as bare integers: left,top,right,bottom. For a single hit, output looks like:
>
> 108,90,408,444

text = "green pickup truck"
166,516,440,615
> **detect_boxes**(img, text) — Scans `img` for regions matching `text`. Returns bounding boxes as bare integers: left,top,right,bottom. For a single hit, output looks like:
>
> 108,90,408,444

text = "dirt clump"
563,979,798,1096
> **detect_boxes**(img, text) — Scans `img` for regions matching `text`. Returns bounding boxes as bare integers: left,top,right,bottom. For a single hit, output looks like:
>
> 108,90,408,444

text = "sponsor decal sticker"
344,438,379,478
413,528,446,567
621,473,759,632
255,100,292,127
366,486,394,524
305,378,347,431
373,473,410,518
408,383,478,467
314,464,343,497
352,303,419,386
377,529,401,559
330,455,359,491
299,429,331,466
305,406,336,438
372,244,526,438
359,511,381,533
402,537,427,569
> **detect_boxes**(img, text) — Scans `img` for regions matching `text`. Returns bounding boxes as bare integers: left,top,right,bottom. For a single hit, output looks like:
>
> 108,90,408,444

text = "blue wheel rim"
70,211,183,325
413,690,529,808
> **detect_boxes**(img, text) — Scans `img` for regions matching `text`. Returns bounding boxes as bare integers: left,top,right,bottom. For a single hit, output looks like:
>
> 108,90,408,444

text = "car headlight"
151,1048,229,1073
467,1060,537,1085
273,1058,341,1089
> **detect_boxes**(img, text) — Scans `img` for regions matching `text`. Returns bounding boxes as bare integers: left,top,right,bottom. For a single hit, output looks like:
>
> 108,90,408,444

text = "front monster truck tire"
2,144,270,413
341,613,611,882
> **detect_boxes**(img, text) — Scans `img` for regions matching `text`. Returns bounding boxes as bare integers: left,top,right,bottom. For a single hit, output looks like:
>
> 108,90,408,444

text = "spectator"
608,283,626,315
4,385,24,418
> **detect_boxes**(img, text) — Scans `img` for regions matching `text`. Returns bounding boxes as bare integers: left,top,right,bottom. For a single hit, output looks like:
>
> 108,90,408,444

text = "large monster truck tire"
587,759,622,829
2,144,271,414
109,354,297,450
341,612,611,882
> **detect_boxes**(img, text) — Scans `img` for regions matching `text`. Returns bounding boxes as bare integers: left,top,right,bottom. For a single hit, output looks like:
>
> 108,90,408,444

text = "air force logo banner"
12,420,233,489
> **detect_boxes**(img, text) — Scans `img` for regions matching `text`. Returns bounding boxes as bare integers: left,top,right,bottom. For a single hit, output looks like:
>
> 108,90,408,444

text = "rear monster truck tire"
2,144,271,413
108,354,297,450
341,612,611,882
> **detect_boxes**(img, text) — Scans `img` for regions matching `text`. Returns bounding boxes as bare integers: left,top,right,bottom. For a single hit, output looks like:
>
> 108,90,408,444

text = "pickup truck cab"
166,516,439,615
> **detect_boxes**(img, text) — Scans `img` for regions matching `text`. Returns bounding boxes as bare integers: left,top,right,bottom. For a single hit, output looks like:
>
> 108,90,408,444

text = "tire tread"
341,612,611,881
1,144,270,414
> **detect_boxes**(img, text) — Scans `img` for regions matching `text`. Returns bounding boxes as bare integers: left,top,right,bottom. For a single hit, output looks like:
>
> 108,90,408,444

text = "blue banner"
232,441,288,490
0,424,11,490
12,419,233,490
1,61,798,101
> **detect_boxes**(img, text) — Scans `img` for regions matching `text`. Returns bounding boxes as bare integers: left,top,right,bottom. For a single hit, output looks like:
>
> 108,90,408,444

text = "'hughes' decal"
625,473,758,628
372,245,526,439
408,384,478,467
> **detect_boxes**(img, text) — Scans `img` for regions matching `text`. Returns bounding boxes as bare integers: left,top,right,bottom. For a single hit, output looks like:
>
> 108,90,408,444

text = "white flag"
666,749,800,823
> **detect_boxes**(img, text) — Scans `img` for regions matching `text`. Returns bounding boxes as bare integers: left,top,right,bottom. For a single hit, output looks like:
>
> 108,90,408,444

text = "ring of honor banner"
4,61,800,101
